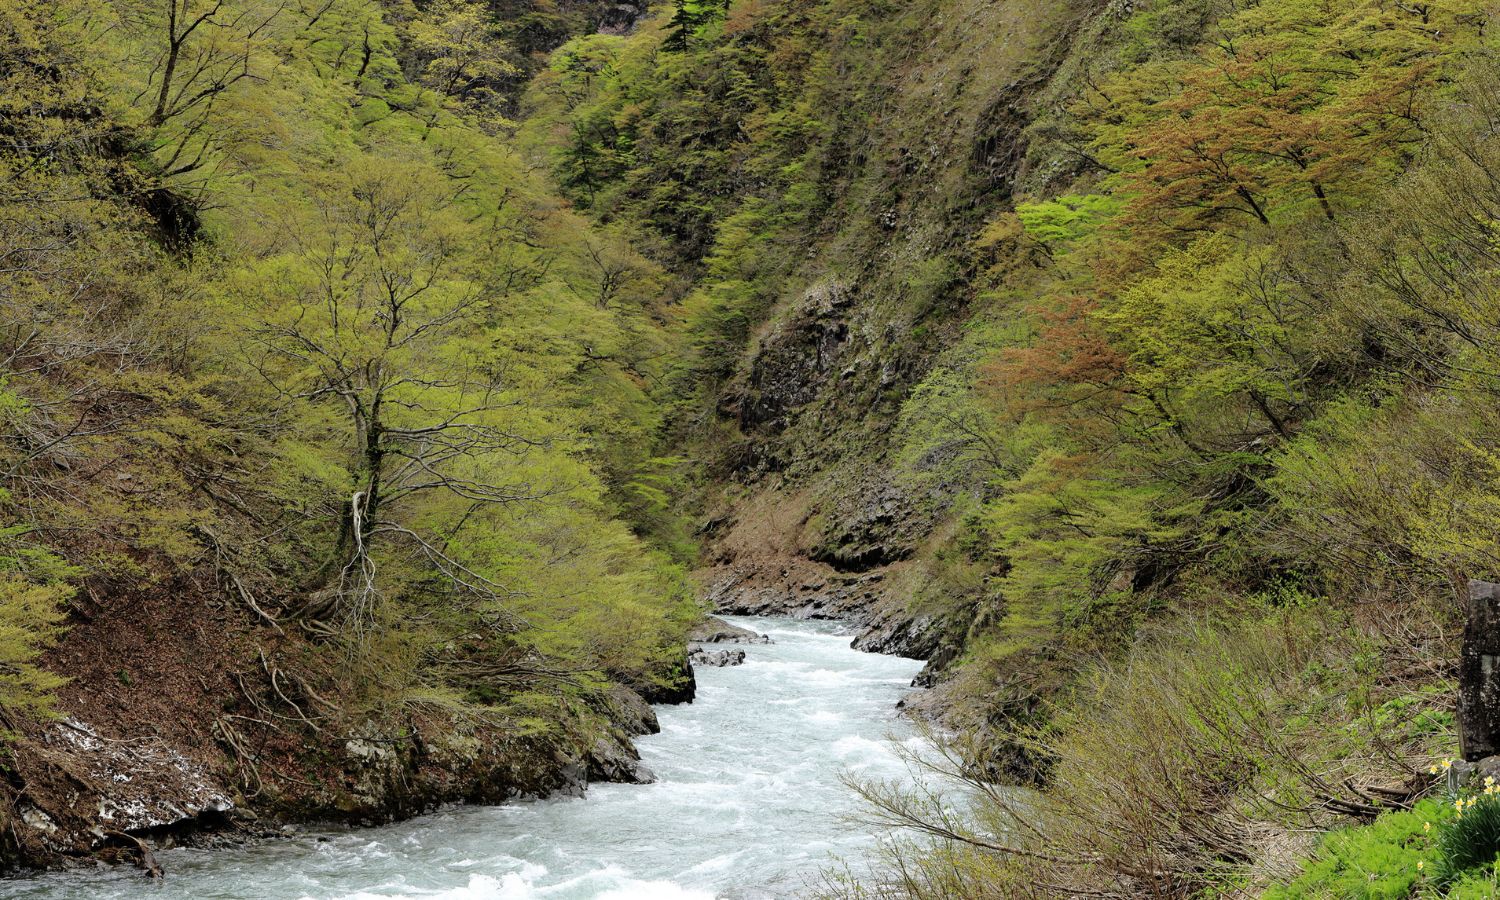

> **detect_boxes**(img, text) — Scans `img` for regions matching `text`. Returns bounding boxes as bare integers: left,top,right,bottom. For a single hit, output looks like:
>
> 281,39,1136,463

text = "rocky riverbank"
0,574,693,874
4,678,673,874
693,489,952,669
0,612,885,876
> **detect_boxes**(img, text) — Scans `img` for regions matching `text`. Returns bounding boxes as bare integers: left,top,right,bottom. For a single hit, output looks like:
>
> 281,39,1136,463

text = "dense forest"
0,0,701,861
5,0,1500,896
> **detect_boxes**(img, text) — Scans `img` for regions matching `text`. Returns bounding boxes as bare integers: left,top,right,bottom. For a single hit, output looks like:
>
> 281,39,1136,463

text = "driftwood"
105,830,163,879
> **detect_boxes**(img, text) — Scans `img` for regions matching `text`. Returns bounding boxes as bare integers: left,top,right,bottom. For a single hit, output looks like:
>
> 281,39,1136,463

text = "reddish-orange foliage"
983,295,1126,412
1101,0,1465,235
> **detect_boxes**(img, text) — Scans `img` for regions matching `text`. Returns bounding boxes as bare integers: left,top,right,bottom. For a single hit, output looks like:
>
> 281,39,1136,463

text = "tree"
0,523,71,728
245,160,543,647
405,0,518,135
115,0,285,188
663,0,729,51
1085,0,1484,233
1100,232,1320,449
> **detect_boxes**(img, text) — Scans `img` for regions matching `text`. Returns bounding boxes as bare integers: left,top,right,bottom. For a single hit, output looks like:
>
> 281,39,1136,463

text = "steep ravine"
661,0,1097,683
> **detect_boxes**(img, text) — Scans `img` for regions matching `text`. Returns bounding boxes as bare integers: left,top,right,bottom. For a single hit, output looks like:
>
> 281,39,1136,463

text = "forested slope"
0,0,698,866
523,0,1500,895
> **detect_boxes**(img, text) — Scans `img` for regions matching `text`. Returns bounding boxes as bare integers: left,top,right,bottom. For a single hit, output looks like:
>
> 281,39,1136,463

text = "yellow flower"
1443,759,1455,770
1425,821,1432,833
1418,861,1425,871
1430,765,1441,775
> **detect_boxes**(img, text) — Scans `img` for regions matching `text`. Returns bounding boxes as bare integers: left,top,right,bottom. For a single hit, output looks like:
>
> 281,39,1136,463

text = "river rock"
688,616,771,645
585,736,656,786
689,647,746,667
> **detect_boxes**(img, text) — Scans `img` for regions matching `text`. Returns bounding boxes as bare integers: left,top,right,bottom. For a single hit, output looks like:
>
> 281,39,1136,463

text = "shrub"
0,529,72,727
836,606,1446,898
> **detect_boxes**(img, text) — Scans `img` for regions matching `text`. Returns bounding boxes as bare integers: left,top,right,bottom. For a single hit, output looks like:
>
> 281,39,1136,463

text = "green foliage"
1080,0,1487,233
1266,799,1446,899
742,0,1500,889
404,0,518,132
0,0,698,743
1269,792,1500,898
664,0,730,51
1014,194,1119,250
0,525,75,723
5,0,1497,886
0,572,69,722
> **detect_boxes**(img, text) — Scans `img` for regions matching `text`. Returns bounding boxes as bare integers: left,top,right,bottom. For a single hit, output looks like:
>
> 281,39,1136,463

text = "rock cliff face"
729,284,854,439
682,0,1092,670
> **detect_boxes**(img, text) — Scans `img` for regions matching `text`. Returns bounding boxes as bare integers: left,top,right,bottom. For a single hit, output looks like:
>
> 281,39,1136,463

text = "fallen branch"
104,830,162,879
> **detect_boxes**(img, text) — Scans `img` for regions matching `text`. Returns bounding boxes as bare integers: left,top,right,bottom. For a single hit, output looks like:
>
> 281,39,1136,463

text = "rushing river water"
1,617,927,900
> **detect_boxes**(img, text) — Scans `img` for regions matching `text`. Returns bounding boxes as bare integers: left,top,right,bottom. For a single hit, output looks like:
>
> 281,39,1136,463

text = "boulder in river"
689,647,746,668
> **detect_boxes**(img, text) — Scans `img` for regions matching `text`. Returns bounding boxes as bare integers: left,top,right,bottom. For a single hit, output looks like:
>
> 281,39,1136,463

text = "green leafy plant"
1436,789,1500,887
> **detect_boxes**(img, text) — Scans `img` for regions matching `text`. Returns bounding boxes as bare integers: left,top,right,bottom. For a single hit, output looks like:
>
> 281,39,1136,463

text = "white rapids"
0,616,927,899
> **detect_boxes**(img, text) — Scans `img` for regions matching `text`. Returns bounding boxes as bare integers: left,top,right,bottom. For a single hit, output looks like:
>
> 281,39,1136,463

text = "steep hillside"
522,0,1093,658
0,0,696,867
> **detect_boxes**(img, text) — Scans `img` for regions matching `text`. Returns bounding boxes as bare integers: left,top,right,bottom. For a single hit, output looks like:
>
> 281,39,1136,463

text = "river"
0,616,927,899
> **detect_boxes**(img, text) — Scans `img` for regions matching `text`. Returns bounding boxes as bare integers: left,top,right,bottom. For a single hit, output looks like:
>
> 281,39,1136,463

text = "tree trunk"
1459,578,1500,760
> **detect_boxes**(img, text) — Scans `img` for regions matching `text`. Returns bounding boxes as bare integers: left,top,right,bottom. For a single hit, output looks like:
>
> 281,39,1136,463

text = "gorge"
3,0,1500,896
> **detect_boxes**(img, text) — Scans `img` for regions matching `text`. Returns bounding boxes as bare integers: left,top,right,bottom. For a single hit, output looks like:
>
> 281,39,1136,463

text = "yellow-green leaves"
405,0,518,133
0,527,74,724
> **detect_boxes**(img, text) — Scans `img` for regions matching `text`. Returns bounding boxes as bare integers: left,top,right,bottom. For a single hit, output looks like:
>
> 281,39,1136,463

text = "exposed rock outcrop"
694,489,943,661
631,654,697,705
728,283,855,439
8,718,234,862
688,616,771,645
